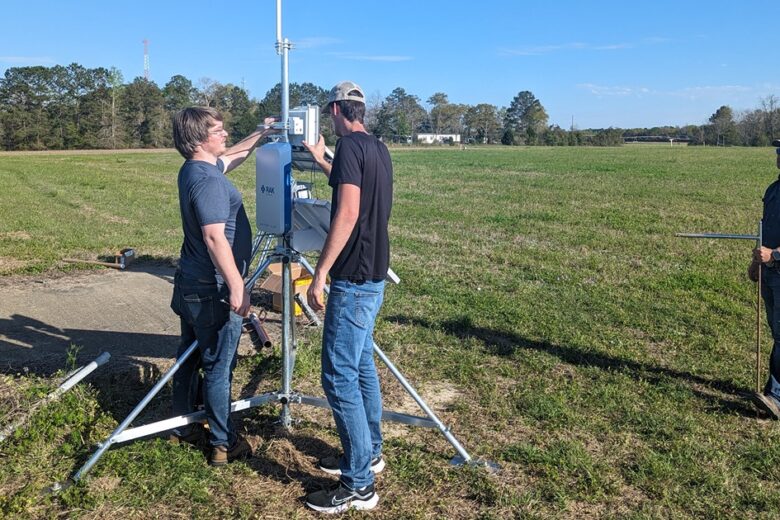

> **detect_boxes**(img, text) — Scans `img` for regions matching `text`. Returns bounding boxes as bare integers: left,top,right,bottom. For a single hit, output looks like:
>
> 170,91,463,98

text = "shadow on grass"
242,413,339,493
387,314,759,419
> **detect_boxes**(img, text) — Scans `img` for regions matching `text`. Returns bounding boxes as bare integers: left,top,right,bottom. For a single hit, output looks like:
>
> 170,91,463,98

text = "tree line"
1,63,778,151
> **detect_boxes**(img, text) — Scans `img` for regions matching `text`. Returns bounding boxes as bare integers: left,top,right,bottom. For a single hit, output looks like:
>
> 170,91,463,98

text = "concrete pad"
0,264,181,377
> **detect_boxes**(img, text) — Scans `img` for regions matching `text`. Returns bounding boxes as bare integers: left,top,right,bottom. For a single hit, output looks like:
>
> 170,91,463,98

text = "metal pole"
67,262,268,486
757,220,763,394
677,221,765,396
275,0,282,43
281,41,289,143
0,352,110,443
372,341,472,464
275,0,293,428
297,255,474,464
70,339,200,483
244,256,274,294
280,252,293,427
675,233,759,240
276,0,289,144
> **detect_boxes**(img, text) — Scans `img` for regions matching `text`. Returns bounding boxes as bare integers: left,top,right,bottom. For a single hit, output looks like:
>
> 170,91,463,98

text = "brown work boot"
209,434,252,466
752,392,780,420
169,423,208,449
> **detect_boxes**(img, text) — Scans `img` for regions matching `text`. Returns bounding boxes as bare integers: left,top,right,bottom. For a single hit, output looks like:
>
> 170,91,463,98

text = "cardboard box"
260,262,312,315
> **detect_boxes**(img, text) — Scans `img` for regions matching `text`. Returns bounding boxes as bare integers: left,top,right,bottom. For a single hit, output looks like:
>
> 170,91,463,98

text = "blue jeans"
170,272,241,447
321,279,385,489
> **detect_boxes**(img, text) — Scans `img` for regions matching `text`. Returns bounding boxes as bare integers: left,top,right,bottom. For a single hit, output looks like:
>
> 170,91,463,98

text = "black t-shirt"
328,132,393,281
763,176,780,249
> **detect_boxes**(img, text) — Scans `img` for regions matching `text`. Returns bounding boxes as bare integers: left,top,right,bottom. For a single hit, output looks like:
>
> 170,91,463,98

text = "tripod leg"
69,339,200,483
298,254,479,465
250,233,273,264
371,341,473,465
250,233,264,260
298,255,317,279
244,256,275,291
280,254,296,428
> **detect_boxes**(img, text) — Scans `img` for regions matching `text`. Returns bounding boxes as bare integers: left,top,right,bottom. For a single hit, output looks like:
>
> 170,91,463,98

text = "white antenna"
276,0,291,142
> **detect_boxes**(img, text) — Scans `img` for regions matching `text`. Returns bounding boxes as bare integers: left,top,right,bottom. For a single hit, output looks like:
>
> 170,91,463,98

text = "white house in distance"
415,133,461,144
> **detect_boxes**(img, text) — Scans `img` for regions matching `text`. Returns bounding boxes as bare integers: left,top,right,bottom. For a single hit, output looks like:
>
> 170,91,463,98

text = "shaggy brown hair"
172,107,222,159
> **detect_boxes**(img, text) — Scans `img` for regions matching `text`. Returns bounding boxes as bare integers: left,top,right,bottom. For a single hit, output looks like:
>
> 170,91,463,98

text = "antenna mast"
143,39,150,80
276,0,290,142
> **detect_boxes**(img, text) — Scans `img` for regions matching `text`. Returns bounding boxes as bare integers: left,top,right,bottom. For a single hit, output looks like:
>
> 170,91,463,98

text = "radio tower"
143,39,150,80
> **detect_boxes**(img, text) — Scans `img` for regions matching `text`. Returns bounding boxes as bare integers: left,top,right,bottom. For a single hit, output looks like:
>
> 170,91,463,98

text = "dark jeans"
170,272,241,447
762,268,780,403
321,279,385,489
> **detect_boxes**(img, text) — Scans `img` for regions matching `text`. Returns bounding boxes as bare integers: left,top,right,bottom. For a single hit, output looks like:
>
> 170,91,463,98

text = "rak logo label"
260,185,275,195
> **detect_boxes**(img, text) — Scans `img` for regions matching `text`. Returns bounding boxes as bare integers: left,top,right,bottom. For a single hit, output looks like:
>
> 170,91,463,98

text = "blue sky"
1,0,778,129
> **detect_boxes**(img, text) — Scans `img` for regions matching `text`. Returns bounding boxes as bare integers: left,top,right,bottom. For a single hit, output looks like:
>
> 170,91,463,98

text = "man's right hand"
754,246,773,264
230,288,252,317
307,274,326,312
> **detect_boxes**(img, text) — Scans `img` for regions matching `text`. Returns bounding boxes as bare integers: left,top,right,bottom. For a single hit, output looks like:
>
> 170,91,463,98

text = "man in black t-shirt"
302,81,392,514
750,139,780,419
170,107,277,465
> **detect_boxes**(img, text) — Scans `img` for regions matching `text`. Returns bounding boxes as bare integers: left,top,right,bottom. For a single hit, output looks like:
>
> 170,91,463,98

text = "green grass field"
2,145,780,518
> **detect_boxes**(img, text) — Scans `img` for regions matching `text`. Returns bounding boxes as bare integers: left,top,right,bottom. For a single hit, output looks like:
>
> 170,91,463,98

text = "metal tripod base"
106,390,447,447
63,237,494,489
450,455,501,473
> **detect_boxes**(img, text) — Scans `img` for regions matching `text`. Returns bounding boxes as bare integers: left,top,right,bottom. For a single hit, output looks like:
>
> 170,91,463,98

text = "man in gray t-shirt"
169,107,276,466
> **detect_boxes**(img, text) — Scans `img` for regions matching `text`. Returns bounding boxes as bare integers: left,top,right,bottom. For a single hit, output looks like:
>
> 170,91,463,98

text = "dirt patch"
0,231,32,240
0,257,31,274
381,378,462,438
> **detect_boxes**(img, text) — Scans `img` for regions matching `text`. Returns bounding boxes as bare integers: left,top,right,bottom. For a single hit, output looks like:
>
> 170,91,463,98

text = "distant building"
623,135,692,145
416,133,461,145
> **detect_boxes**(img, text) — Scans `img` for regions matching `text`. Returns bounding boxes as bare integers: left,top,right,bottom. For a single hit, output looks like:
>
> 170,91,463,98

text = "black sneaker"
317,455,385,476
305,481,378,513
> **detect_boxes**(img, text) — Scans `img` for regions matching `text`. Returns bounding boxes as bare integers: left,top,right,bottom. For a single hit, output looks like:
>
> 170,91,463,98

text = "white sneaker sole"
318,457,385,476
306,492,379,514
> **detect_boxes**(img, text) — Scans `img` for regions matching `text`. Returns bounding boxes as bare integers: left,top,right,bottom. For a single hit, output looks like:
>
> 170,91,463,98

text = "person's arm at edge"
202,222,251,316
306,183,360,310
220,117,278,174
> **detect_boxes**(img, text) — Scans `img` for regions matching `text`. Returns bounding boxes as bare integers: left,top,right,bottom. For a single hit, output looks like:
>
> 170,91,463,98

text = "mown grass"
2,145,780,518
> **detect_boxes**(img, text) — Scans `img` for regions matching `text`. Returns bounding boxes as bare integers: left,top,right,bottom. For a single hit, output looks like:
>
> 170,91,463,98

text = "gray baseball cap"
323,81,365,111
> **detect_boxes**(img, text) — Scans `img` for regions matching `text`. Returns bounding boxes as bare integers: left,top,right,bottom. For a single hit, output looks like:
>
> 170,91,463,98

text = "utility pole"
143,39,150,81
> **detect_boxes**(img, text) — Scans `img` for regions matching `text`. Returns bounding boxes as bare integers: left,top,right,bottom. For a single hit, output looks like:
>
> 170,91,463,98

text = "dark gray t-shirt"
177,158,252,284
328,132,393,282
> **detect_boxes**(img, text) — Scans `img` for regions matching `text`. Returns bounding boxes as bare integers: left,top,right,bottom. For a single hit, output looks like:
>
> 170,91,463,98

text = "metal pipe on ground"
0,352,110,443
